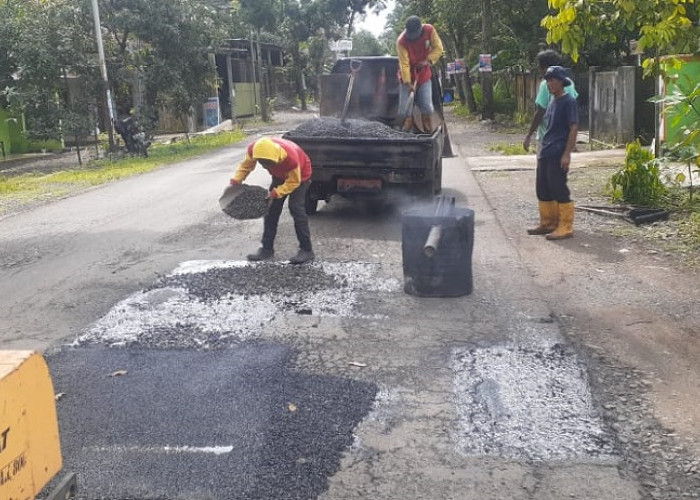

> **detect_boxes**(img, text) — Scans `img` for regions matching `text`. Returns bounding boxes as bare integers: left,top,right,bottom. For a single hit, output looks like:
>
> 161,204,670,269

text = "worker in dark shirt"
529,65,579,240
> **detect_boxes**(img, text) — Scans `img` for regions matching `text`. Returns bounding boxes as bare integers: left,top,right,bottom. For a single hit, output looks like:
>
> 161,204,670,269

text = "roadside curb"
469,149,626,171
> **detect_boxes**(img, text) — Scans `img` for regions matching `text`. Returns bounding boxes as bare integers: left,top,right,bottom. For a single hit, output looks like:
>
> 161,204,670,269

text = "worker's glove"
229,179,240,186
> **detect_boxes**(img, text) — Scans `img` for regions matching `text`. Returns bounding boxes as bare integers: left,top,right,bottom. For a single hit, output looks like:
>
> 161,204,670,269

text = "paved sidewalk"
469,148,626,171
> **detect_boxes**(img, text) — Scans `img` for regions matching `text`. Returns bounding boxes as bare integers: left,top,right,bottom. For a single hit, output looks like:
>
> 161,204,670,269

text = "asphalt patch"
47,344,378,500
74,260,399,349
453,342,616,462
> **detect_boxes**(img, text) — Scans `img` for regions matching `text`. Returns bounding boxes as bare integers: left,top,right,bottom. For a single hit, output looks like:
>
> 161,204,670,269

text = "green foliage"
26,140,64,154
351,30,386,56
0,129,246,209
610,140,668,206
650,60,700,166
542,0,700,65
472,80,517,116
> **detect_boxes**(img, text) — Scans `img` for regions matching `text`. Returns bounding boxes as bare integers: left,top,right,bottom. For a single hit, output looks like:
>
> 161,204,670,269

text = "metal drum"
402,197,474,297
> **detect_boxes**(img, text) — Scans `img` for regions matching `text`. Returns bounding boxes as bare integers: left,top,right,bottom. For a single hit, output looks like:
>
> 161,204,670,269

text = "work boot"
289,249,315,265
527,200,558,235
247,247,274,261
546,202,575,240
401,117,414,132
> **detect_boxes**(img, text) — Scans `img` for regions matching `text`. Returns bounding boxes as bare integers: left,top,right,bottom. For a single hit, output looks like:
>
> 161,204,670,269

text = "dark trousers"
262,179,312,251
536,155,571,203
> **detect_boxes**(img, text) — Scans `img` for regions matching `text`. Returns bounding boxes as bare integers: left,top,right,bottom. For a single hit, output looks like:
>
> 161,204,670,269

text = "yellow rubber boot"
527,200,558,235
546,201,575,240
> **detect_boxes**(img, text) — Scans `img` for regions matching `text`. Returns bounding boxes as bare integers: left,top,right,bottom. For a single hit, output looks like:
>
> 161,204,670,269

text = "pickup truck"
283,56,451,214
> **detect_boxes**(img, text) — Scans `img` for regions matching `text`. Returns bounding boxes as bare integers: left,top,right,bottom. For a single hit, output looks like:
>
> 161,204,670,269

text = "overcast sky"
356,0,395,37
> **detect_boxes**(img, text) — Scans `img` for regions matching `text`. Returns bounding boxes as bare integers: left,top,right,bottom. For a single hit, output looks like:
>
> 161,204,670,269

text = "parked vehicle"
114,114,151,157
283,56,451,214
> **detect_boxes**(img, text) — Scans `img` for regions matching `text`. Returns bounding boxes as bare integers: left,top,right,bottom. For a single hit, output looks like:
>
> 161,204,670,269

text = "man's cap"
252,138,285,162
404,16,423,41
544,65,572,87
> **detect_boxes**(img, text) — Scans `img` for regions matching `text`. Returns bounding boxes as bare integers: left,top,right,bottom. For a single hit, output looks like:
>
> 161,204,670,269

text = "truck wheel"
305,190,319,215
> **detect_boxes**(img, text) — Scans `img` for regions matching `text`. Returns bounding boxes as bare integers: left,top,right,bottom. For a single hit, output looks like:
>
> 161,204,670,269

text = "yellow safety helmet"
252,138,286,163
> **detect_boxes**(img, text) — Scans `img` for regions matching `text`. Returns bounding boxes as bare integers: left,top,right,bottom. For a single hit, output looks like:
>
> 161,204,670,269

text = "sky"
356,0,395,37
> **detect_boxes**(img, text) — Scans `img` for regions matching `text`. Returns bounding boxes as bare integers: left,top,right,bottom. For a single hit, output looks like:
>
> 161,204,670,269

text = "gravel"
222,184,269,219
453,342,616,462
284,117,419,140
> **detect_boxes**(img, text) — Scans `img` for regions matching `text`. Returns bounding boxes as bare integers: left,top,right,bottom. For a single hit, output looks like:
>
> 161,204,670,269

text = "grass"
0,129,246,216
488,141,532,156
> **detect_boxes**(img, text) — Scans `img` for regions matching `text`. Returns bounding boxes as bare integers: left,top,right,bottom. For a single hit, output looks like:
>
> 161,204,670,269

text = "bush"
609,140,667,206
26,139,63,153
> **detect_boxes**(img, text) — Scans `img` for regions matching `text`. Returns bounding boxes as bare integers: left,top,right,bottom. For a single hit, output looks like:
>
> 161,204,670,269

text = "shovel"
340,59,362,124
397,88,415,131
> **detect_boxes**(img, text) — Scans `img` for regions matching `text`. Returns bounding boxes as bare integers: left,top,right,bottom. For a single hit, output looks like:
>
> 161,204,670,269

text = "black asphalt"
47,344,377,499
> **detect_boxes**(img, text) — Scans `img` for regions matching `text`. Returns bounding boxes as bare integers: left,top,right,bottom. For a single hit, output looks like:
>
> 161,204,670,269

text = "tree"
351,30,385,56
1,0,98,144
97,0,226,130
542,0,700,67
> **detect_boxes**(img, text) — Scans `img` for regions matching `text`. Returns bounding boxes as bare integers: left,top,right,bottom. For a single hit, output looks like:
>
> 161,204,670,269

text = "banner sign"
478,54,492,72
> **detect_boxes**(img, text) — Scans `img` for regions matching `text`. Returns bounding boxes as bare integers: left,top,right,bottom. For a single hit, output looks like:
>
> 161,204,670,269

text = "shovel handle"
340,60,362,123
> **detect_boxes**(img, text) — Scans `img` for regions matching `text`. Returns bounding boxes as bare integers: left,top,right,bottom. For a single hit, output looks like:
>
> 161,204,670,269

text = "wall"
0,107,27,155
515,70,588,130
660,54,700,147
589,66,655,146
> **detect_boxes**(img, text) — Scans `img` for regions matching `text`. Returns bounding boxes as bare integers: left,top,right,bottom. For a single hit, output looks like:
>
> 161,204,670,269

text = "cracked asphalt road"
1,109,698,499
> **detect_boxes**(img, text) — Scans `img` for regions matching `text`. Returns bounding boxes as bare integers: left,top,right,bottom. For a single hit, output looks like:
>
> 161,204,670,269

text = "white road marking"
91,445,234,455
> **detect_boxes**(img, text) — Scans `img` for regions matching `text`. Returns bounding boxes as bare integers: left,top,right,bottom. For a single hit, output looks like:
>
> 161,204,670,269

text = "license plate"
337,178,382,192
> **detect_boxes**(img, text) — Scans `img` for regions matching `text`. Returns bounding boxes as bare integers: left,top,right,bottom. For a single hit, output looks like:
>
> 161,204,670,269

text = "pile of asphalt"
75,260,400,350
222,185,268,219
285,117,418,139
149,263,340,299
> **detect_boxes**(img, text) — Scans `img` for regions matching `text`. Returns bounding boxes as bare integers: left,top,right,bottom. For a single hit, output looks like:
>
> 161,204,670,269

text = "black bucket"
402,202,474,297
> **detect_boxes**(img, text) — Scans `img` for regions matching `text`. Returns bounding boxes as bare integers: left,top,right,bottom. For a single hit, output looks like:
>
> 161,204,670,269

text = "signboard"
446,59,467,75
203,97,220,128
478,54,492,72
330,39,353,52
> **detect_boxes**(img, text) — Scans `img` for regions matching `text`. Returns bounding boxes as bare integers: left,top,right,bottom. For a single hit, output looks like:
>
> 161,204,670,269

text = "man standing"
531,66,579,240
523,50,578,236
230,137,315,264
396,15,444,133
523,49,578,154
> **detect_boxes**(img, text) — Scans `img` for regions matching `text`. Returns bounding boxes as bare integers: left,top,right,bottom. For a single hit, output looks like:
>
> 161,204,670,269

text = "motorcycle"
114,115,151,157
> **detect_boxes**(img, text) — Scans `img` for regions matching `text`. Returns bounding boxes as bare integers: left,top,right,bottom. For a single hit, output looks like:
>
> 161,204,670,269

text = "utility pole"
90,0,116,150
481,0,494,120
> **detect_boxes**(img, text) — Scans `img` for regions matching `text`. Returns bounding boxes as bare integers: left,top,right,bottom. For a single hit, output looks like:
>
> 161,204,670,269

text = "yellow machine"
0,351,76,500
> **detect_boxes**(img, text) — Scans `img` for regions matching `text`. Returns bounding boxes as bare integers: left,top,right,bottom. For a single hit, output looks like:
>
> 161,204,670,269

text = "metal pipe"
424,224,442,257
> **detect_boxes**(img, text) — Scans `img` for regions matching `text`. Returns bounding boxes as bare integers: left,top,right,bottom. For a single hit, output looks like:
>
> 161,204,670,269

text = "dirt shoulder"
447,113,700,497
